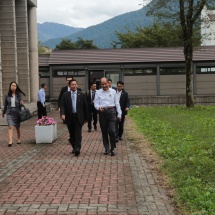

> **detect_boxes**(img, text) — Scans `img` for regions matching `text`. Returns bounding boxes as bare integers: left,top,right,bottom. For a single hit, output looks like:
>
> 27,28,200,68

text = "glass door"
105,71,120,88
89,70,104,89
88,70,121,89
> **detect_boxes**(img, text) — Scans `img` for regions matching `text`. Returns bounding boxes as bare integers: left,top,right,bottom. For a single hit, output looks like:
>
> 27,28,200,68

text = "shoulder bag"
19,105,32,122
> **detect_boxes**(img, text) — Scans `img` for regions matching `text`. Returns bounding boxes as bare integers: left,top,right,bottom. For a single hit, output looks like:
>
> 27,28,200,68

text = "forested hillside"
41,7,153,49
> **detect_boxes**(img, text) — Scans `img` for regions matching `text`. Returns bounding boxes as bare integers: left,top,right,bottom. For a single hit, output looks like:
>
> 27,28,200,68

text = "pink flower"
36,116,56,126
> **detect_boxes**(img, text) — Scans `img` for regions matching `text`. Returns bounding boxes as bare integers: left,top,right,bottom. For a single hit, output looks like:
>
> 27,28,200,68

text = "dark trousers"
115,115,125,139
67,114,82,151
99,108,116,151
37,101,47,119
88,106,98,129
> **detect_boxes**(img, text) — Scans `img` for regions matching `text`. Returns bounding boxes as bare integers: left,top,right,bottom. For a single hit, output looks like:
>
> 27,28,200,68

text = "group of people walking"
58,77,130,157
1,77,130,156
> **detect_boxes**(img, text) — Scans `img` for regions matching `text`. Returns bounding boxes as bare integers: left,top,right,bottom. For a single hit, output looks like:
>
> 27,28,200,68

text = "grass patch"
129,106,215,215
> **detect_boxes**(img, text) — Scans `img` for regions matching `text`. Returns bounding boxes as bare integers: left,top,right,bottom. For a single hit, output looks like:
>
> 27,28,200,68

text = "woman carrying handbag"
2,81,26,147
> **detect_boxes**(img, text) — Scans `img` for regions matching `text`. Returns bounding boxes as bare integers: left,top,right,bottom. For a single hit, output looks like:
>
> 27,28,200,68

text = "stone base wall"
129,95,215,106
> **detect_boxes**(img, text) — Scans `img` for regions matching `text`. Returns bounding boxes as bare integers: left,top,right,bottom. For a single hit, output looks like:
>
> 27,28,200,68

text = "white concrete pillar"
0,0,18,97
28,6,39,102
16,0,30,102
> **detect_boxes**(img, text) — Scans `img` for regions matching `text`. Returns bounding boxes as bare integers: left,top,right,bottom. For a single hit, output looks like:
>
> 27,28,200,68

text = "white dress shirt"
11,96,16,107
116,90,122,102
94,88,122,118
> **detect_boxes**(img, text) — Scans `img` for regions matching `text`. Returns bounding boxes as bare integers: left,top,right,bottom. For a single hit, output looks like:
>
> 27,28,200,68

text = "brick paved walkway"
0,111,176,215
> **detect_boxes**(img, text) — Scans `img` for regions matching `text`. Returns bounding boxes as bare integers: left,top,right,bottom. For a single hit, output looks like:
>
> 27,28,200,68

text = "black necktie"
92,91,95,100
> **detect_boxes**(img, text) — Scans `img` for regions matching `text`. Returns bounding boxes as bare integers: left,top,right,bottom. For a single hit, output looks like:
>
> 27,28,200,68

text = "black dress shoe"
88,129,91,132
8,143,12,147
111,151,116,156
17,142,21,144
103,150,110,155
75,151,80,156
116,138,118,143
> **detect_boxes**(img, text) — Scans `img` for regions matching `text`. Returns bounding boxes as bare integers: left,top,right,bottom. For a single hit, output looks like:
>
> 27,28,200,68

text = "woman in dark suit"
2,81,26,147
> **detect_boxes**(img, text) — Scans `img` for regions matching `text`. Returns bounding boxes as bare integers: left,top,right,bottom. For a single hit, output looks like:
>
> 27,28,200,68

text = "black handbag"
19,105,32,122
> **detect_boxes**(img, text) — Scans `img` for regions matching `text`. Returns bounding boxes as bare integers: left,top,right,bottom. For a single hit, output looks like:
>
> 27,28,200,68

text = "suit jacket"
86,90,98,112
60,90,88,126
3,94,22,115
58,86,82,108
119,89,130,116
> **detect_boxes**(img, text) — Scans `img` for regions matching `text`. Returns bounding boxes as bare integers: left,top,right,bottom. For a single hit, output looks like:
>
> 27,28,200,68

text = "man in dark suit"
58,76,82,111
86,82,98,132
115,81,130,141
108,78,117,91
60,79,88,156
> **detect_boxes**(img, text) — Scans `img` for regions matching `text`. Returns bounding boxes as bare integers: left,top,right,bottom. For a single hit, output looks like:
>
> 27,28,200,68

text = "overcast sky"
37,0,150,28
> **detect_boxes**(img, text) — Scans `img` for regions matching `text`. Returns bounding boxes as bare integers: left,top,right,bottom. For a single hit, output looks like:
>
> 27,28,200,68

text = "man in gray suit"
60,80,88,156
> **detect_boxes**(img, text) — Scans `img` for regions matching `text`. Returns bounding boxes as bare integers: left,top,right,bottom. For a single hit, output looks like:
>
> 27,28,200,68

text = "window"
160,67,185,75
54,70,85,77
196,67,215,73
124,68,156,76
39,70,50,78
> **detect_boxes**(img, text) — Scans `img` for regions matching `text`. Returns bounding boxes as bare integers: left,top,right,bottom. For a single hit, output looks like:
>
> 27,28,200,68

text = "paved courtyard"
0,111,177,215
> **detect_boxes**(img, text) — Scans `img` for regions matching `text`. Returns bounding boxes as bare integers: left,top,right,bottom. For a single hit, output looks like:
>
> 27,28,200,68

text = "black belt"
71,113,77,116
37,101,45,104
103,106,115,110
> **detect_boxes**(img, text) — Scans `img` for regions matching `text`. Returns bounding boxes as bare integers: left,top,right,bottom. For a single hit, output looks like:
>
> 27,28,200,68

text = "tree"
55,37,97,50
146,0,215,108
75,37,97,49
38,41,51,54
113,22,201,48
55,39,77,50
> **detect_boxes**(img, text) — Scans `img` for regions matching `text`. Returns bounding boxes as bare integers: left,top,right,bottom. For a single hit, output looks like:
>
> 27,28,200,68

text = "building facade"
39,46,215,106
0,0,39,109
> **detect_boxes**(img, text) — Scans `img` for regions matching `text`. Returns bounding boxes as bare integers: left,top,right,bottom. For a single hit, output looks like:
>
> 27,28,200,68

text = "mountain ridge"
38,22,84,42
39,7,153,49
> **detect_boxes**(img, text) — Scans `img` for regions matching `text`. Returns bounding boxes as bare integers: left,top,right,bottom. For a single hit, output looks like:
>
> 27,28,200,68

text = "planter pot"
35,124,57,143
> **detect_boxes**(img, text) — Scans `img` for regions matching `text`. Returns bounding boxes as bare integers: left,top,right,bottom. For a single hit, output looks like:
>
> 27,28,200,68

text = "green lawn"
129,106,215,215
